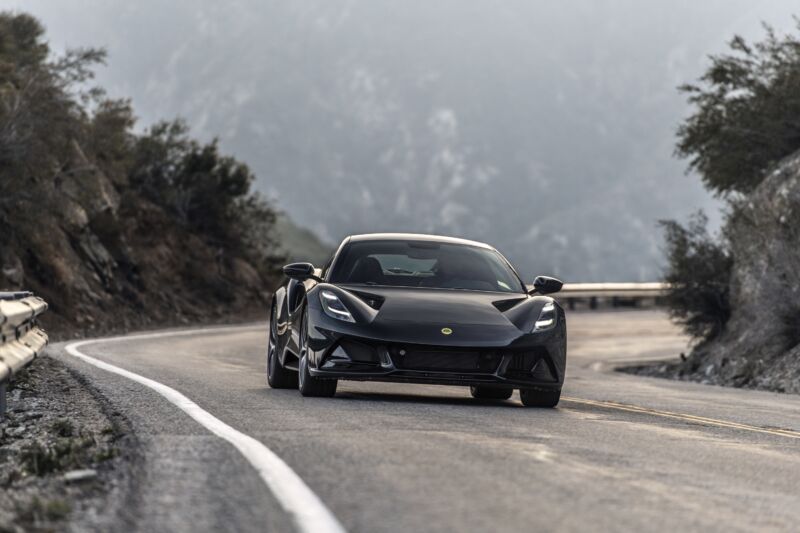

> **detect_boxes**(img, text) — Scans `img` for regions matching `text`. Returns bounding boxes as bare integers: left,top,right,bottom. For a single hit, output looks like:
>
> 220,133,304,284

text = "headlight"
533,301,556,331
320,290,355,322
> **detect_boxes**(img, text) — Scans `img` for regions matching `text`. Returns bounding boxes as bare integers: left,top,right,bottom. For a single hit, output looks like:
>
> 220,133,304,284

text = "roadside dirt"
0,355,139,532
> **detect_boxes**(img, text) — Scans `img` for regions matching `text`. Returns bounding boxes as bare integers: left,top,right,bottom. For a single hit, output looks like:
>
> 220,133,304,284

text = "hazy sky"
4,1,799,280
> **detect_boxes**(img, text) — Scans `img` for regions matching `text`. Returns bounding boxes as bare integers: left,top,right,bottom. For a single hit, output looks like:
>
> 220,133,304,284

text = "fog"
6,0,798,280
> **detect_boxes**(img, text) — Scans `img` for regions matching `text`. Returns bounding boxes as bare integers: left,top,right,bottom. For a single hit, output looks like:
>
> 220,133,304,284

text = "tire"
297,308,337,398
470,386,513,400
519,388,561,407
267,304,298,389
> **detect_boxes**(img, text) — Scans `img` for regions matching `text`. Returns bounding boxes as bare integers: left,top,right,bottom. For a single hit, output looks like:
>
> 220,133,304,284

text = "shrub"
660,212,733,341
50,418,76,438
130,120,284,271
16,496,71,524
20,437,94,476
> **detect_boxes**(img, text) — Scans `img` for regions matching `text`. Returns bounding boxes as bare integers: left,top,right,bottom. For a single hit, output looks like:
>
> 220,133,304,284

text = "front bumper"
307,312,567,391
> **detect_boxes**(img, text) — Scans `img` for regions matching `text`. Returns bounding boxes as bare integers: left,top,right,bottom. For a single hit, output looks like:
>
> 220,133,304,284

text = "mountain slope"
12,0,799,279
273,213,333,265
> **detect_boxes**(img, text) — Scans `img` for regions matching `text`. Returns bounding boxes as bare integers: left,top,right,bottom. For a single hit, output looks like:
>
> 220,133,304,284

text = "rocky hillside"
638,152,800,392
628,21,800,393
1,142,269,338
0,13,284,338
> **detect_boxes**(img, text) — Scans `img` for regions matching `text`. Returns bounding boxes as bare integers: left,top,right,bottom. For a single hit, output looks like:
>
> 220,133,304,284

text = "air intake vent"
338,339,380,363
492,298,526,313
508,353,536,372
530,359,556,381
389,346,502,373
504,347,552,380
348,289,385,310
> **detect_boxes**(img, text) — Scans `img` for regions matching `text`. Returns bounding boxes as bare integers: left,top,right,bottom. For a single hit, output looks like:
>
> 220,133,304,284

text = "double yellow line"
563,396,800,440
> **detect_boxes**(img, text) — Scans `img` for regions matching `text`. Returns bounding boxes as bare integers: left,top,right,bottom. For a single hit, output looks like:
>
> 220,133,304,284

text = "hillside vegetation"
0,13,284,337
655,21,800,392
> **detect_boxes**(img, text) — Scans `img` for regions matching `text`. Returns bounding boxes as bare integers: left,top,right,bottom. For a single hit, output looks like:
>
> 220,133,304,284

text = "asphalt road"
52,310,800,532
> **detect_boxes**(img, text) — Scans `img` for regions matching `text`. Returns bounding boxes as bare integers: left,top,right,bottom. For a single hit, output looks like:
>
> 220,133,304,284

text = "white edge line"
64,326,346,533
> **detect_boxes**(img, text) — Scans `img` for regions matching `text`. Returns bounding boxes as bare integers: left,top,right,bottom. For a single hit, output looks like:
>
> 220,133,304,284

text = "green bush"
660,212,733,341
131,121,252,239
16,496,71,524
677,22,800,195
130,120,284,271
50,418,76,438
20,437,95,476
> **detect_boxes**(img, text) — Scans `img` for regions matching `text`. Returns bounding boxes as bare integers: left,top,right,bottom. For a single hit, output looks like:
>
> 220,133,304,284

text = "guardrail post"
0,382,6,421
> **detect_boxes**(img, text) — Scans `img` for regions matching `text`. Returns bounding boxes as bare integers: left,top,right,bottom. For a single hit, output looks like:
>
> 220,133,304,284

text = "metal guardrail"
555,282,669,310
559,282,668,298
0,292,48,419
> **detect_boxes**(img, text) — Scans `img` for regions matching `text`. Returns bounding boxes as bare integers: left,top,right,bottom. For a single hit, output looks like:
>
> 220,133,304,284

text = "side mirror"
282,262,320,281
530,276,563,295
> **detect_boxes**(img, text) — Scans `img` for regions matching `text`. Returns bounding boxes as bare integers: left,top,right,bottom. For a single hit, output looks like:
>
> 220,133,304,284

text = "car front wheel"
519,388,561,407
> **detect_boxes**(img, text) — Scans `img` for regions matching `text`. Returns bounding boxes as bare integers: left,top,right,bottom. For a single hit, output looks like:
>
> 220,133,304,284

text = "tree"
0,12,105,222
660,212,733,341
0,12,48,70
132,122,254,237
173,140,253,237
128,119,283,271
0,13,105,167
89,98,135,178
677,21,800,195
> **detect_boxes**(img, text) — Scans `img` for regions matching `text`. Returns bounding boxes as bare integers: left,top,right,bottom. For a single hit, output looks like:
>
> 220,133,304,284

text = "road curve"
52,310,800,532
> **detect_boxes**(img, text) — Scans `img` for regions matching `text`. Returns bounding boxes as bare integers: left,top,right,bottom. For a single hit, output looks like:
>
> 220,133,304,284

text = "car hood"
370,287,513,325
332,285,548,346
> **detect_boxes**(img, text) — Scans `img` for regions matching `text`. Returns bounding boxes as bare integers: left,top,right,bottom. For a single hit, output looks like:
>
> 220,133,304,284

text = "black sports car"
267,233,566,407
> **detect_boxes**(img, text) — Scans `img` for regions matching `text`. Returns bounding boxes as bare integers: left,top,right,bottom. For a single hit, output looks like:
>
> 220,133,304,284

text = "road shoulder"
0,353,140,532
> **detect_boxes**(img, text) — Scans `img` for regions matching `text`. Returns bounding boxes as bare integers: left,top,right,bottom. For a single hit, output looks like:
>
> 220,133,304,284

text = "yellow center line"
562,396,800,440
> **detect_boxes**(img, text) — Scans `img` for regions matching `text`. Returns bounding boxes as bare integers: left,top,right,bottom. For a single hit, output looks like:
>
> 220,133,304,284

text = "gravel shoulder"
0,354,139,533
616,350,800,394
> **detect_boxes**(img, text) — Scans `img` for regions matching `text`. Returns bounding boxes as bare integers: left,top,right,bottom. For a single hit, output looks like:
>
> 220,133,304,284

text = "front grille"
338,339,380,363
508,353,536,372
504,347,551,380
328,336,558,381
530,359,556,381
390,346,501,372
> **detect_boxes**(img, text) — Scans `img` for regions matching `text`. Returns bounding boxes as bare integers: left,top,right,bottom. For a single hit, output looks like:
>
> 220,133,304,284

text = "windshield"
329,240,525,293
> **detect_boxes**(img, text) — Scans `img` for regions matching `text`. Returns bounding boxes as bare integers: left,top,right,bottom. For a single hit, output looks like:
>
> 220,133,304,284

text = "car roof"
345,233,493,250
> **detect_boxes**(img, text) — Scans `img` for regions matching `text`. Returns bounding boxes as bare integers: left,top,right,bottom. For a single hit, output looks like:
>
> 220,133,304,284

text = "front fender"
502,296,559,333
273,285,289,336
